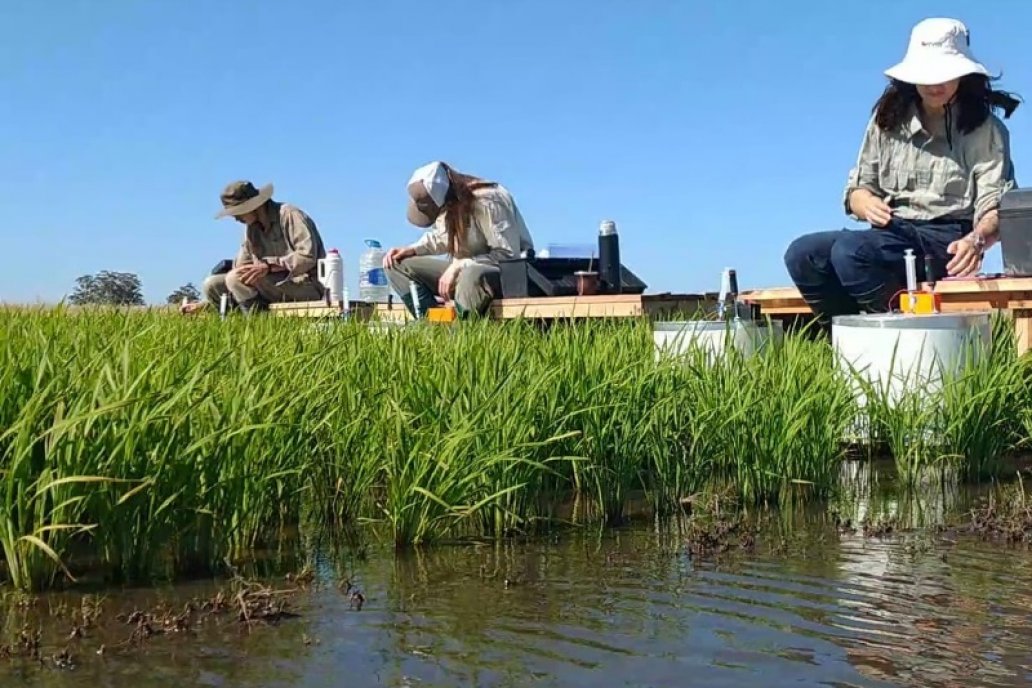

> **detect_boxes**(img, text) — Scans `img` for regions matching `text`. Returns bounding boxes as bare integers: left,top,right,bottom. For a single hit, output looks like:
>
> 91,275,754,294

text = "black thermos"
598,220,621,294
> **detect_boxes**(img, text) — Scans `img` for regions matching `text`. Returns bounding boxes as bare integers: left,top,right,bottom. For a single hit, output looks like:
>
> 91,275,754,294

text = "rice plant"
0,306,1029,591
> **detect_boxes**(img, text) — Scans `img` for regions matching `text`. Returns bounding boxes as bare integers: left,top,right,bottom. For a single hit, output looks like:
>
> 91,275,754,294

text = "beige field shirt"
408,185,535,269
235,202,326,284
843,107,1015,226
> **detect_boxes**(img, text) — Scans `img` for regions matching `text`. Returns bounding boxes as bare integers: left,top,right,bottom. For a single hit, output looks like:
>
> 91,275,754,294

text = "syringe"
904,249,917,313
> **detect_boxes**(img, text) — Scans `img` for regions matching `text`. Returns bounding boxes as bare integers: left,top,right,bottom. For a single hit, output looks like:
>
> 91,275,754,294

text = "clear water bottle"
359,239,390,302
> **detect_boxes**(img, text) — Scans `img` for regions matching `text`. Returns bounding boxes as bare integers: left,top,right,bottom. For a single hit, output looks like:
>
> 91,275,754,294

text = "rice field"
0,307,1030,591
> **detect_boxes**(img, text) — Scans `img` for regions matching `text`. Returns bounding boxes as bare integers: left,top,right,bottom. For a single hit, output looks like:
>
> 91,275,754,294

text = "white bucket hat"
884,18,990,86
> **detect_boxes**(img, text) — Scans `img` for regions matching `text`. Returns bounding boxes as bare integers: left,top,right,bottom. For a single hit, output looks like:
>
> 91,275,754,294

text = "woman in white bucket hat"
784,17,1020,329
382,161,535,319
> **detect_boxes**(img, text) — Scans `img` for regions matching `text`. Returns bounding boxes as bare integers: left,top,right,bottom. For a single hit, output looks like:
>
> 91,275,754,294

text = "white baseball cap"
884,18,990,86
406,161,450,227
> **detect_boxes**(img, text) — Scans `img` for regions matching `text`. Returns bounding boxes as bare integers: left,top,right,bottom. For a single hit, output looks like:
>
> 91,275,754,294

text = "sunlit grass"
0,306,1029,590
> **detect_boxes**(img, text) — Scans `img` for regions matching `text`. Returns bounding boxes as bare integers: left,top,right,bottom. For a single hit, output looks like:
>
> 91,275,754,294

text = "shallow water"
4,474,1032,687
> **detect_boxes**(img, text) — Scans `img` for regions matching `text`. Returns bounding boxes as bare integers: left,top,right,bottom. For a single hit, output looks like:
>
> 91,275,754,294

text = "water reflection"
3,474,1032,687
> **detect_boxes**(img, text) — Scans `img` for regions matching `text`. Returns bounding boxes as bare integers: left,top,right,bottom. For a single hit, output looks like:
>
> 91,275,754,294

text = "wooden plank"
1014,309,1032,357
742,277,1032,303
270,293,714,321
930,277,1032,293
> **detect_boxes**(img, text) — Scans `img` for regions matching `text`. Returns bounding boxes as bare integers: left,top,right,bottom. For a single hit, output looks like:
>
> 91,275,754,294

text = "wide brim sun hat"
214,180,274,219
884,17,990,86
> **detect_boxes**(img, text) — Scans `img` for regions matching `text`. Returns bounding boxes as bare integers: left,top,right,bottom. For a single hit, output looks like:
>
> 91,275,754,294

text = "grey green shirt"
408,185,535,269
843,108,1015,226
235,202,326,284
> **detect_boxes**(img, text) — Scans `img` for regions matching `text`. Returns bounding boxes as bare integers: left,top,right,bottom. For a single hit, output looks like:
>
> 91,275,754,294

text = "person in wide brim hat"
782,17,1020,331
180,179,326,315
214,181,275,219
882,17,991,86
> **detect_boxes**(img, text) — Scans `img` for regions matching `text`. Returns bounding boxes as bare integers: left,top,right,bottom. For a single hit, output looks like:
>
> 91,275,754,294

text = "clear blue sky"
1,0,1028,303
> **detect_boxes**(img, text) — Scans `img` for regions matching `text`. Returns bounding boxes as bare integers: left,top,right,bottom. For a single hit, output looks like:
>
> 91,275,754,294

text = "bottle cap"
365,239,382,248
328,248,340,254
599,220,617,236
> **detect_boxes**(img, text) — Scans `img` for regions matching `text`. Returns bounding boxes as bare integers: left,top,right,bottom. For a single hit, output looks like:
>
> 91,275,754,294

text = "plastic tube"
410,282,422,319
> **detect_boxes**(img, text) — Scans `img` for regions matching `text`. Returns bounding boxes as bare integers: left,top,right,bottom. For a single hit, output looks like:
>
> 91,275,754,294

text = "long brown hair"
872,74,1020,134
439,163,498,257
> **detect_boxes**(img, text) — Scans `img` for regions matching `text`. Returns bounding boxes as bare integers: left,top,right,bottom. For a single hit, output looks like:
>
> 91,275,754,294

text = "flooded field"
4,468,1032,688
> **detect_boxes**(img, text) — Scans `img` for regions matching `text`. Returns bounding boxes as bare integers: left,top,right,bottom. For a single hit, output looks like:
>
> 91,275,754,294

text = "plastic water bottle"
317,248,345,306
359,239,390,303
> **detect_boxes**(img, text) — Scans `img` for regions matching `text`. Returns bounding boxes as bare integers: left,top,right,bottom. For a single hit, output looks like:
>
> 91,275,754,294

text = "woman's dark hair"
439,163,498,257
873,74,1021,134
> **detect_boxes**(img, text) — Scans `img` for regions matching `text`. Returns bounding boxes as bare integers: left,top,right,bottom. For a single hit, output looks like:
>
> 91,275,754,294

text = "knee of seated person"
224,270,252,295
828,232,869,272
202,274,225,300
783,234,820,276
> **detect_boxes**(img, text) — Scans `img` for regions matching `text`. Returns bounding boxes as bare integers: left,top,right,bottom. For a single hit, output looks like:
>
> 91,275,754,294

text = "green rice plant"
937,344,1028,481
0,305,1028,591
669,331,854,505
542,320,657,525
845,319,1023,485
642,357,710,518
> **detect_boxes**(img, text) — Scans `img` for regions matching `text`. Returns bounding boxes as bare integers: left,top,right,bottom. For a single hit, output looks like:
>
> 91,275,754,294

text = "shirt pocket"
929,155,969,202
882,164,925,193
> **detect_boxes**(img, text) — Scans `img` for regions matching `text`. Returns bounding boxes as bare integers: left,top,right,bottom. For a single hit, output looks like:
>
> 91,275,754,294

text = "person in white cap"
383,161,535,318
783,17,1020,329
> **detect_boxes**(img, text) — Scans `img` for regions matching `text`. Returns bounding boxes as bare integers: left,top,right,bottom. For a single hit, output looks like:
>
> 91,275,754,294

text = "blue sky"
1,0,1028,304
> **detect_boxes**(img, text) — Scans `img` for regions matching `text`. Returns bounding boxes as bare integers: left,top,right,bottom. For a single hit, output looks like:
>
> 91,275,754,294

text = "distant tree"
68,271,145,306
166,282,201,304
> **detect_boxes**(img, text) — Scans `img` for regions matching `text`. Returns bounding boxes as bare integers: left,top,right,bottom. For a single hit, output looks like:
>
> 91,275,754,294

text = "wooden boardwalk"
740,277,1032,355
269,276,1032,355
269,292,717,322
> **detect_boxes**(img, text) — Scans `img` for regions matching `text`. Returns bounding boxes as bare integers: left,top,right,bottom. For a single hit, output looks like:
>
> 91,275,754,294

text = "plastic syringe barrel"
904,249,917,293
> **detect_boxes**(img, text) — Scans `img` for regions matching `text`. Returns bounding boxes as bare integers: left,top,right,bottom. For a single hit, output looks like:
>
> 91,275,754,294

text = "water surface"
4,482,1032,687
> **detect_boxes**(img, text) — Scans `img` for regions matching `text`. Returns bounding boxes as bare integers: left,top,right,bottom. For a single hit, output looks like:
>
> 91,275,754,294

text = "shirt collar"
906,109,924,139
247,201,281,233
904,104,953,141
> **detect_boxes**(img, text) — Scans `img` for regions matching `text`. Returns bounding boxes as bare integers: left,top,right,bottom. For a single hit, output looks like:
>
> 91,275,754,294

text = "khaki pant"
203,271,323,309
385,256,501,318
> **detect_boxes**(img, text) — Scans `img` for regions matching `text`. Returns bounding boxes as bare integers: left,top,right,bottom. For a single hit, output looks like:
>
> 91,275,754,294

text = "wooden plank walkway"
268,276,1032,355
269,292,717,322
739,276,1032,355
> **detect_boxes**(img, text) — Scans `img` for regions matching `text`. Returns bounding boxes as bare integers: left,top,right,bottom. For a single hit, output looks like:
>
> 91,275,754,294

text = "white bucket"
833,312,991,441
833,312,991,403
653,319,783,362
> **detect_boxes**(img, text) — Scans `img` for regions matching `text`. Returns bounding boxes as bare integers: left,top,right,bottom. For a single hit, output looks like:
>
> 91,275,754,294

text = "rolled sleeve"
278,207,320,278
843,116,883,219
972,117,1016,226
409,220,448,256
458,198,516,268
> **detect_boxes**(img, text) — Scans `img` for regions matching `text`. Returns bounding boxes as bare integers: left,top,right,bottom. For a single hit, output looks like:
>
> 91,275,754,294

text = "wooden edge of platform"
270,293,718,320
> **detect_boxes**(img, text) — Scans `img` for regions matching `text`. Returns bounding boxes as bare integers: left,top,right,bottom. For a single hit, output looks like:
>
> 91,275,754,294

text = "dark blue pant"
783,219,970,325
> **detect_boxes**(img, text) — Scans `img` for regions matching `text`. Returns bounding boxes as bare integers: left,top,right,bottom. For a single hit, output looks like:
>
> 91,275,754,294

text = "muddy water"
5,476,1032,687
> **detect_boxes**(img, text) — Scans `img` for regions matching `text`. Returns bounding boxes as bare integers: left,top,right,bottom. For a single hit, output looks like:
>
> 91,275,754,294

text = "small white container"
653,319,783,362
317,248,345,305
